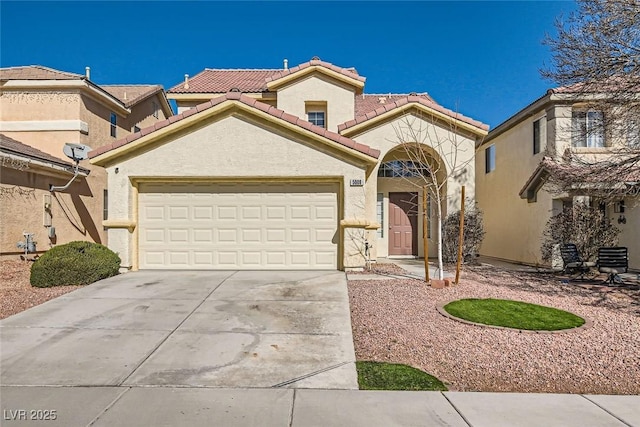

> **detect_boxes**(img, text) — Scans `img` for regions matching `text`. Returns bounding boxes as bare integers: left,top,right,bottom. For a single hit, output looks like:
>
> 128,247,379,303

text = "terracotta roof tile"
0,65,84,81
265,58,365,84
101,85,163,108
339,95,489,133
168,59,365,95
0,133,89,173
90,94,380,160
354,94,433,117
167,69,281,94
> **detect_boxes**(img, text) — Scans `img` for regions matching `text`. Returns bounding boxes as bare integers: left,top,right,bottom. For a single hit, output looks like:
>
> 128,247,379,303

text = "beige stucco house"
0,65,172,257
90,58,488,271
476,87,640,270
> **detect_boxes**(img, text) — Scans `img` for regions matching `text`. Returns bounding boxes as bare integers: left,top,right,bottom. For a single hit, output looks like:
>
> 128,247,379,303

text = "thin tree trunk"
423,186,429,282
436,194,444,280
455,186,465,284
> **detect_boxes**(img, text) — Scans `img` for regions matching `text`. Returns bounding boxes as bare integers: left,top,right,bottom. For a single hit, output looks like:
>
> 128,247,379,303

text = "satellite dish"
63,143,91,162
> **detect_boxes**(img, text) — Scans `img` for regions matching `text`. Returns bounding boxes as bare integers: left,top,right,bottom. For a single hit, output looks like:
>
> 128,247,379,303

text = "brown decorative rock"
430,279,446,289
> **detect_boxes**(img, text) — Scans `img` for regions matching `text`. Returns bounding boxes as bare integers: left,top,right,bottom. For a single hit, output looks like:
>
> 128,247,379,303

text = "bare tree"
390,111,476,280
541,0,640,200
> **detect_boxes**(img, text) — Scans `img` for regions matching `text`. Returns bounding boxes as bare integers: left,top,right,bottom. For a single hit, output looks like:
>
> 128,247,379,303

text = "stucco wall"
476,110,551,265
0,90,81,121
123,94,169,132
0,88,167,258
611,200,640,270
0,166,104,257
276,74,355,132
351,112,478,260
105,113,369,269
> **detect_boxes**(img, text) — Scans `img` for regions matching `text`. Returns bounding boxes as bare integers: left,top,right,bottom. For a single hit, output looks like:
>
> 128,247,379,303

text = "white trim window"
572,110,604,148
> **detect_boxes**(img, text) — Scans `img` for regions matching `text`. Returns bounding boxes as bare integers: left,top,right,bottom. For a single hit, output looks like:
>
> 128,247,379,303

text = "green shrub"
30,241,120,287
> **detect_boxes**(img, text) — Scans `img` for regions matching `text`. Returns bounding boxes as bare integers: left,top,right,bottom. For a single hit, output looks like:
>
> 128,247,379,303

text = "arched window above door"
377,160,430,177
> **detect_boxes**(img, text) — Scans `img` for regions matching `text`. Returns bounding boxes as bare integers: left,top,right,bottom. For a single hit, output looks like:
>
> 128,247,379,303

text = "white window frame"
572,109,604,148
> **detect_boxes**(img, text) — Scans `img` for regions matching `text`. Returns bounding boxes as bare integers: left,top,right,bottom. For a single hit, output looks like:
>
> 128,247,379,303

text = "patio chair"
560,243,595,280
597,247,628,285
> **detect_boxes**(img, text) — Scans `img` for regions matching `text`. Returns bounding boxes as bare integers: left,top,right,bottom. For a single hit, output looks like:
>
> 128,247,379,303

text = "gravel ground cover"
0,260,81,320
348,264,640,394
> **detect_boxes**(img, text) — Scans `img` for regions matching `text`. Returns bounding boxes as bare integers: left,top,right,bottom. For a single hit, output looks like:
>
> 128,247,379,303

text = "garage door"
138,182,339,269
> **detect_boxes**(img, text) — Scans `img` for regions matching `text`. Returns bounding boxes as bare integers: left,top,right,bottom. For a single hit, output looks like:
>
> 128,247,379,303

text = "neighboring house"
0,65,172,257
476,86,640,270
90,58,488,271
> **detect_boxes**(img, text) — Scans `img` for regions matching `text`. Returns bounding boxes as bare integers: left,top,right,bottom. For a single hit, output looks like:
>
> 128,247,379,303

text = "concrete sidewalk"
1,386,638,426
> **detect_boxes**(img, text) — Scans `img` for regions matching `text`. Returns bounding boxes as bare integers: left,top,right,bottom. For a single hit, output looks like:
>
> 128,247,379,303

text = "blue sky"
0,1,575,128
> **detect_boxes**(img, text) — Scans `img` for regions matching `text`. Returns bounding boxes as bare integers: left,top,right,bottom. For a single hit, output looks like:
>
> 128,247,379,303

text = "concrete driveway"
0,270,357,389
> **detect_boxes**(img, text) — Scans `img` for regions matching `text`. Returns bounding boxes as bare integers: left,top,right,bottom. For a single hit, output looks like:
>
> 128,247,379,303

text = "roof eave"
341,103,489,139
1,79,130,115
0,150,90,176
90,99,378,167
519,164,549,202
266,66,365,93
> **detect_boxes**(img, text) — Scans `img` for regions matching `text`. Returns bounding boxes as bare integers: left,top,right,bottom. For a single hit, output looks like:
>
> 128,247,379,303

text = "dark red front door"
388,192,418,256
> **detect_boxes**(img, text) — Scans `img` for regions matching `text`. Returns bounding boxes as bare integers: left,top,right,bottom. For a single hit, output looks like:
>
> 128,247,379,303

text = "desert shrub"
442,207,485,264
30,241,120,287
541,203,620,263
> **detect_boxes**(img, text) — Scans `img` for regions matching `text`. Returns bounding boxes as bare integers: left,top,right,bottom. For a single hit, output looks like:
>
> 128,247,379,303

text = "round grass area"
443,298,585,331
356,361,447,391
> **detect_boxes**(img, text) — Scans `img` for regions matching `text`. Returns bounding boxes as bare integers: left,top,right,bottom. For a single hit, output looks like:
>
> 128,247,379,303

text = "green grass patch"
444,298,585,331
356,361,447,391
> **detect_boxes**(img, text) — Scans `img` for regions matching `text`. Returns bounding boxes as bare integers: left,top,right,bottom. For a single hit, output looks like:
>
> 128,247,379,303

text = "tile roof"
0,65,84,81
339,95,489,133
168,69,281,94
167,59,364,94
355,93,434,117
0,133,89,173
90,92,380,160
101,85,164,108
265,58,365,84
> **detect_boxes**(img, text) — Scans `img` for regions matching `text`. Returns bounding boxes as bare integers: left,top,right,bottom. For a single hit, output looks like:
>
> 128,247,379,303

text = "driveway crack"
117,271,238,386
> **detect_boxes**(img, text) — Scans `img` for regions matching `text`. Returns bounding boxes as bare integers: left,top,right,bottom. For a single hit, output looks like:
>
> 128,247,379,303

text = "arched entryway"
374,145,447,258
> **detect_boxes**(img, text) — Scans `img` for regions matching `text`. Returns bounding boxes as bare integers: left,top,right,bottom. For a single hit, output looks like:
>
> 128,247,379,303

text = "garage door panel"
138,182,338,269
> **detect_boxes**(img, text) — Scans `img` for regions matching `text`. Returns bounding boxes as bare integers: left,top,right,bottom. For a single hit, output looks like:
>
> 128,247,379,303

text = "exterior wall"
0,166,103,258
122,94,169,132
476,110,551,266
0,91,83,159
0,86,167,258
610,199,640,270
481,101,640,270
0,90,82,122
352,113,478,260
276,74,355,132
105,114,369,269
